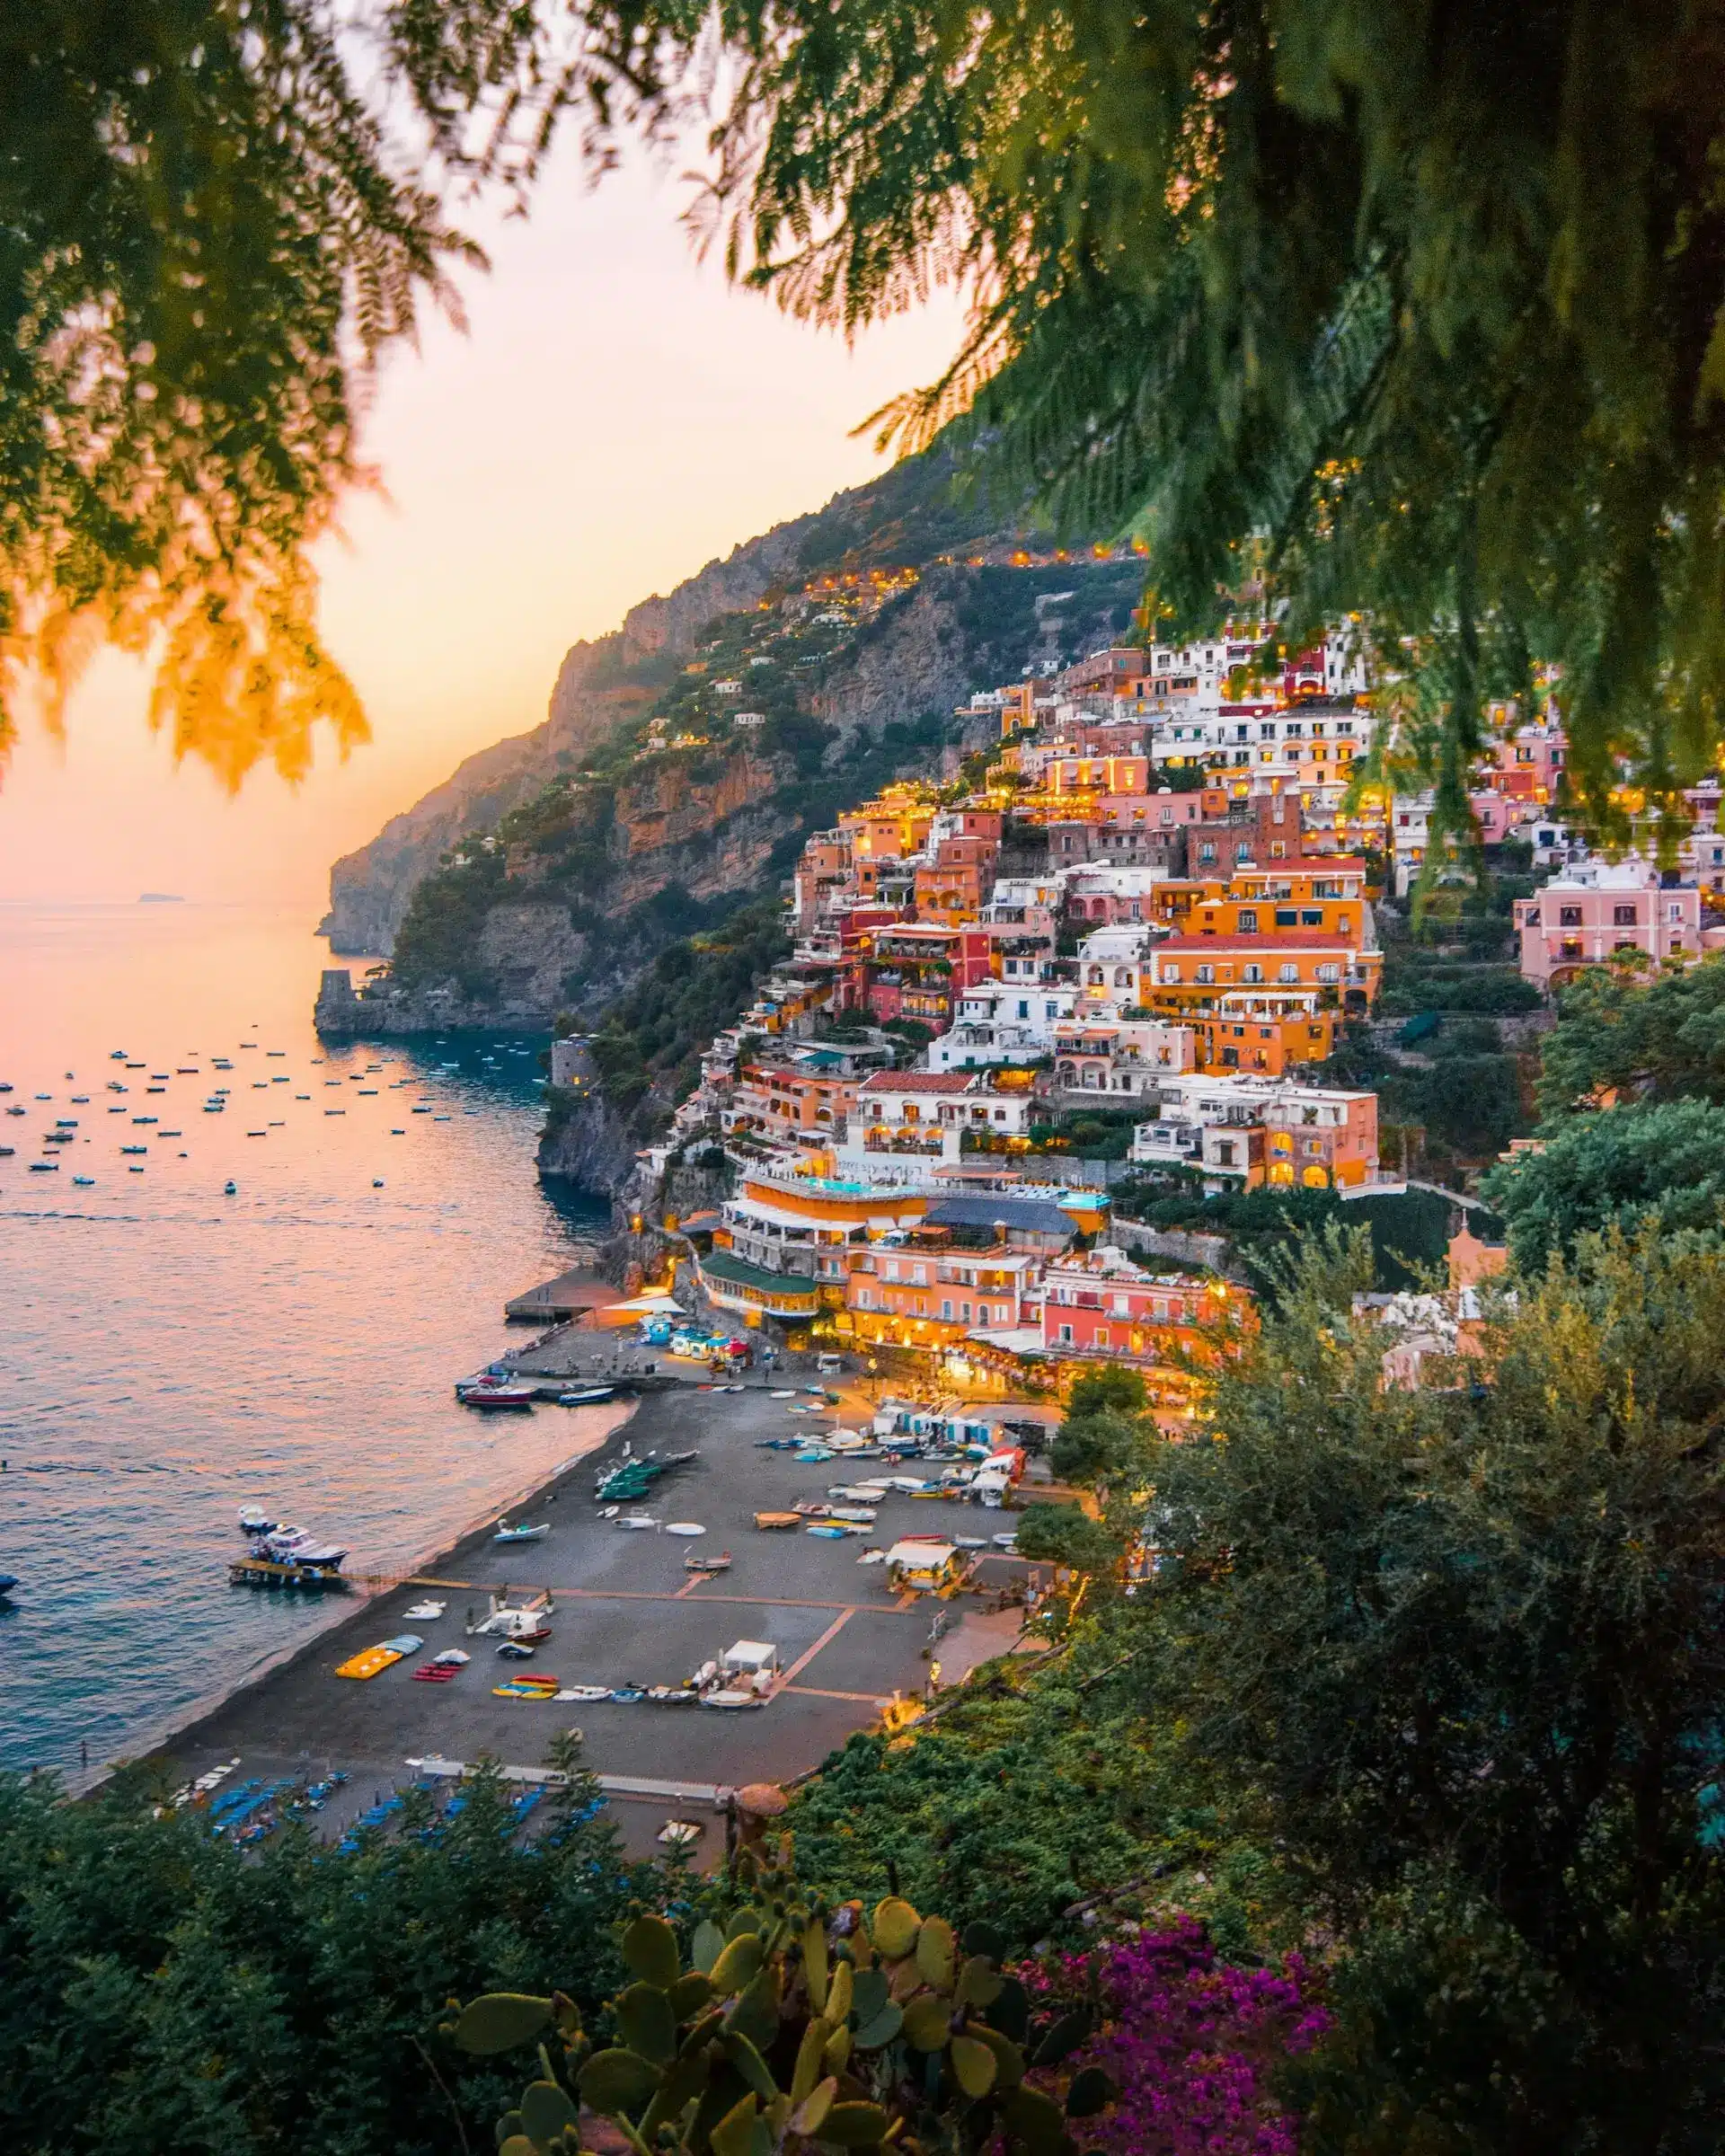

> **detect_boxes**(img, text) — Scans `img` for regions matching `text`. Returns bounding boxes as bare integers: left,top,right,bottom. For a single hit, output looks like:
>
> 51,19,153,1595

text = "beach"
151,1376,1031,1854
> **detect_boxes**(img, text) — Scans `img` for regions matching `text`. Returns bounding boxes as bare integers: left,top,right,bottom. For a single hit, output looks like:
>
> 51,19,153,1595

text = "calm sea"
0,903,610,1776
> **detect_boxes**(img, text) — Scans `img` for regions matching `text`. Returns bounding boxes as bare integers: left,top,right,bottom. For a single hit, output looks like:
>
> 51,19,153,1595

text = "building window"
942,1299,953,1320
1058,1323,1074,1344
1559,905,1583,927
1614,905,1639,927
1278,963,1300,983
1238,909,1258,932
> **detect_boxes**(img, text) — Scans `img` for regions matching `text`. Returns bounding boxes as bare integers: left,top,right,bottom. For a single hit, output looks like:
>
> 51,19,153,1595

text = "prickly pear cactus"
444,1852,1108,2156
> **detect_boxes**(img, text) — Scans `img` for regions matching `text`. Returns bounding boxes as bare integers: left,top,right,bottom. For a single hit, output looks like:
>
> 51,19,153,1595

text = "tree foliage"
1479,1098,1725,1271
626,0,1725,852
1536,951,1725,1117
0,1751,650,2155
1138,1224,1725,2149
21,2,1725,827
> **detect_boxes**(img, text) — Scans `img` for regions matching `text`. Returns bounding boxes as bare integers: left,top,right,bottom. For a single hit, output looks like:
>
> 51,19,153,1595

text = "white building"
929,981,1078,1071
836,1070,1037,1179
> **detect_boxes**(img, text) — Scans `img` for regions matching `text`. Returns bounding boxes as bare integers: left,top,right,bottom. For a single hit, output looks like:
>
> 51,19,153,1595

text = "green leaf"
827,1959,854,2026
985,1975,1030,2044
967,2023,1024,2089
579,2047,663,2116
956,1956,1004,2010
961,1920,1006,1960
950,2035,998,2098
871,1897,920,1960
1001,2087,1072,2156
721,2030,780,2103
850,1968,889,2025
791,2018,831,2105
1032,2010,1092,2068
727,1906,765,1940
902,1994,951,2052
818,2099,890,2145
803,1920,830,2013
496,2111,526,2148
454,1994,554,2055
712,2091,760,2156
791,2074,837,2136
1065,2067,1117,2119
853,2001,904,2051
617,1981,677,2064
500,2138,537,2156
711,1933,765,1996
692,1919,726,1975
669,1970,716,2021
623,1913,682,1991
728,1964,782,2052
915,1913,956,1990
520,2080,579,2143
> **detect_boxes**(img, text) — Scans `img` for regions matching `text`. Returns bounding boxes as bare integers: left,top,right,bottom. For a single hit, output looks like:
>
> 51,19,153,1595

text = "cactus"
447,1853,1115,2156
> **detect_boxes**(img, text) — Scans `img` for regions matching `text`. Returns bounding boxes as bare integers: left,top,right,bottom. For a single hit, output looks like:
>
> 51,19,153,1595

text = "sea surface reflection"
0,903,608,1774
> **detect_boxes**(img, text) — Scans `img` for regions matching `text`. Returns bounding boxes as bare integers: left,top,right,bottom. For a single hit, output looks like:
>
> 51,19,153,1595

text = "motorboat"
224,1181,237,1196
237,1507,277,1535
646,1685,698,1706
0,1574,17,1598
560,1683,612,1702
30,1162,59,1171
72,1175,93,1186
684,1551,731,1574
403,1599,447,1621
456,1378,536,1409
493,1521,550,1543
558,1386,615,1405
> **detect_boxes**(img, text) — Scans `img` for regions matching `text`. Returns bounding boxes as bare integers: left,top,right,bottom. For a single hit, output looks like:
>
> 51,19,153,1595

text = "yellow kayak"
335,1645,403,1681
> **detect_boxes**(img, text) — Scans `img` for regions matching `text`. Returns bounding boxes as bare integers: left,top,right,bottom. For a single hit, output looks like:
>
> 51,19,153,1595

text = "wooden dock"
503,1268,622,1323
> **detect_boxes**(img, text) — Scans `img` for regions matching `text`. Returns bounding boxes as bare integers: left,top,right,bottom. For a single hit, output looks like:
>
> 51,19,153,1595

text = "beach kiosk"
886,1540,969,1596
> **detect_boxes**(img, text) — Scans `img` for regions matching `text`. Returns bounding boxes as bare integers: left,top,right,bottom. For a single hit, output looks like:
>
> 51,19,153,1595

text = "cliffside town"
513,618,1725,1400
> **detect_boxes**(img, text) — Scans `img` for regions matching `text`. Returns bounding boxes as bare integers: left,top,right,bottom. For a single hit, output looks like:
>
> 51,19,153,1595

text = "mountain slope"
322,446,1027,952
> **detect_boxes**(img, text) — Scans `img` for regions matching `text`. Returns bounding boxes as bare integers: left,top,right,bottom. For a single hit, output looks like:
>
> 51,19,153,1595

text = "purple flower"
1017,1921,1327,2156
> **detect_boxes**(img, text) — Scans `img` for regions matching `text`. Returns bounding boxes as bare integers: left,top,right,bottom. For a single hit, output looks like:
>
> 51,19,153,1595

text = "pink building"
1040,1249,1234,1364
1516,861,1703,986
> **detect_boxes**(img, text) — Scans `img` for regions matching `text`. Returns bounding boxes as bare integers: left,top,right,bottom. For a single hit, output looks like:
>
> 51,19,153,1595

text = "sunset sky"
0,145,960,913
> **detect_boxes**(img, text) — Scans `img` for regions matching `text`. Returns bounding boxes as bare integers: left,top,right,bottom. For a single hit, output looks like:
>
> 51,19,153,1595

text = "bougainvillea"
1027,1919,1328,2156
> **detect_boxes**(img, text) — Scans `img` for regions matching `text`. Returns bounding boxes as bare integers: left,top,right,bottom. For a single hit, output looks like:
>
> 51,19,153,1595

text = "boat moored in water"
238,1506,277,1535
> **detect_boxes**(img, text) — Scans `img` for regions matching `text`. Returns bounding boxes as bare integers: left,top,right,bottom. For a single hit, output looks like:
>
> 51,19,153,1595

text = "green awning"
698,1251,820,1306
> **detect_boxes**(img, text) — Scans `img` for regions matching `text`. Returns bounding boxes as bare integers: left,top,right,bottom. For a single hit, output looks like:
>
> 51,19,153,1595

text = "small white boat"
664,1522,705,1538
429,1648,470,1667
558,1386,615,1405
493,1522,550,1543
619,1515,659,1532
404,1599,447,1620
560,1683,612,1702
993,1533,1020,1551
700,1690,765,1710
237,1507,276,1534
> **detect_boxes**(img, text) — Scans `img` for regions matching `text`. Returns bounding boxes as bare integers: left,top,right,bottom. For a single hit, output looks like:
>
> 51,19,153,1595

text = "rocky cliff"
323,446,1012,952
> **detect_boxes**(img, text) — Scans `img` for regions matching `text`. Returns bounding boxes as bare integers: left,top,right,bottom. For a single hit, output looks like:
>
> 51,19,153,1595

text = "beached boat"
646,1684,698,1705
560,1683,612,1702
699,1690,765,1710
753,1510,801,1532
336,1642,407,1680
457,1379,536,1409
493,1521,550,1543
684,1551,731,1573
557,1386,615,1405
